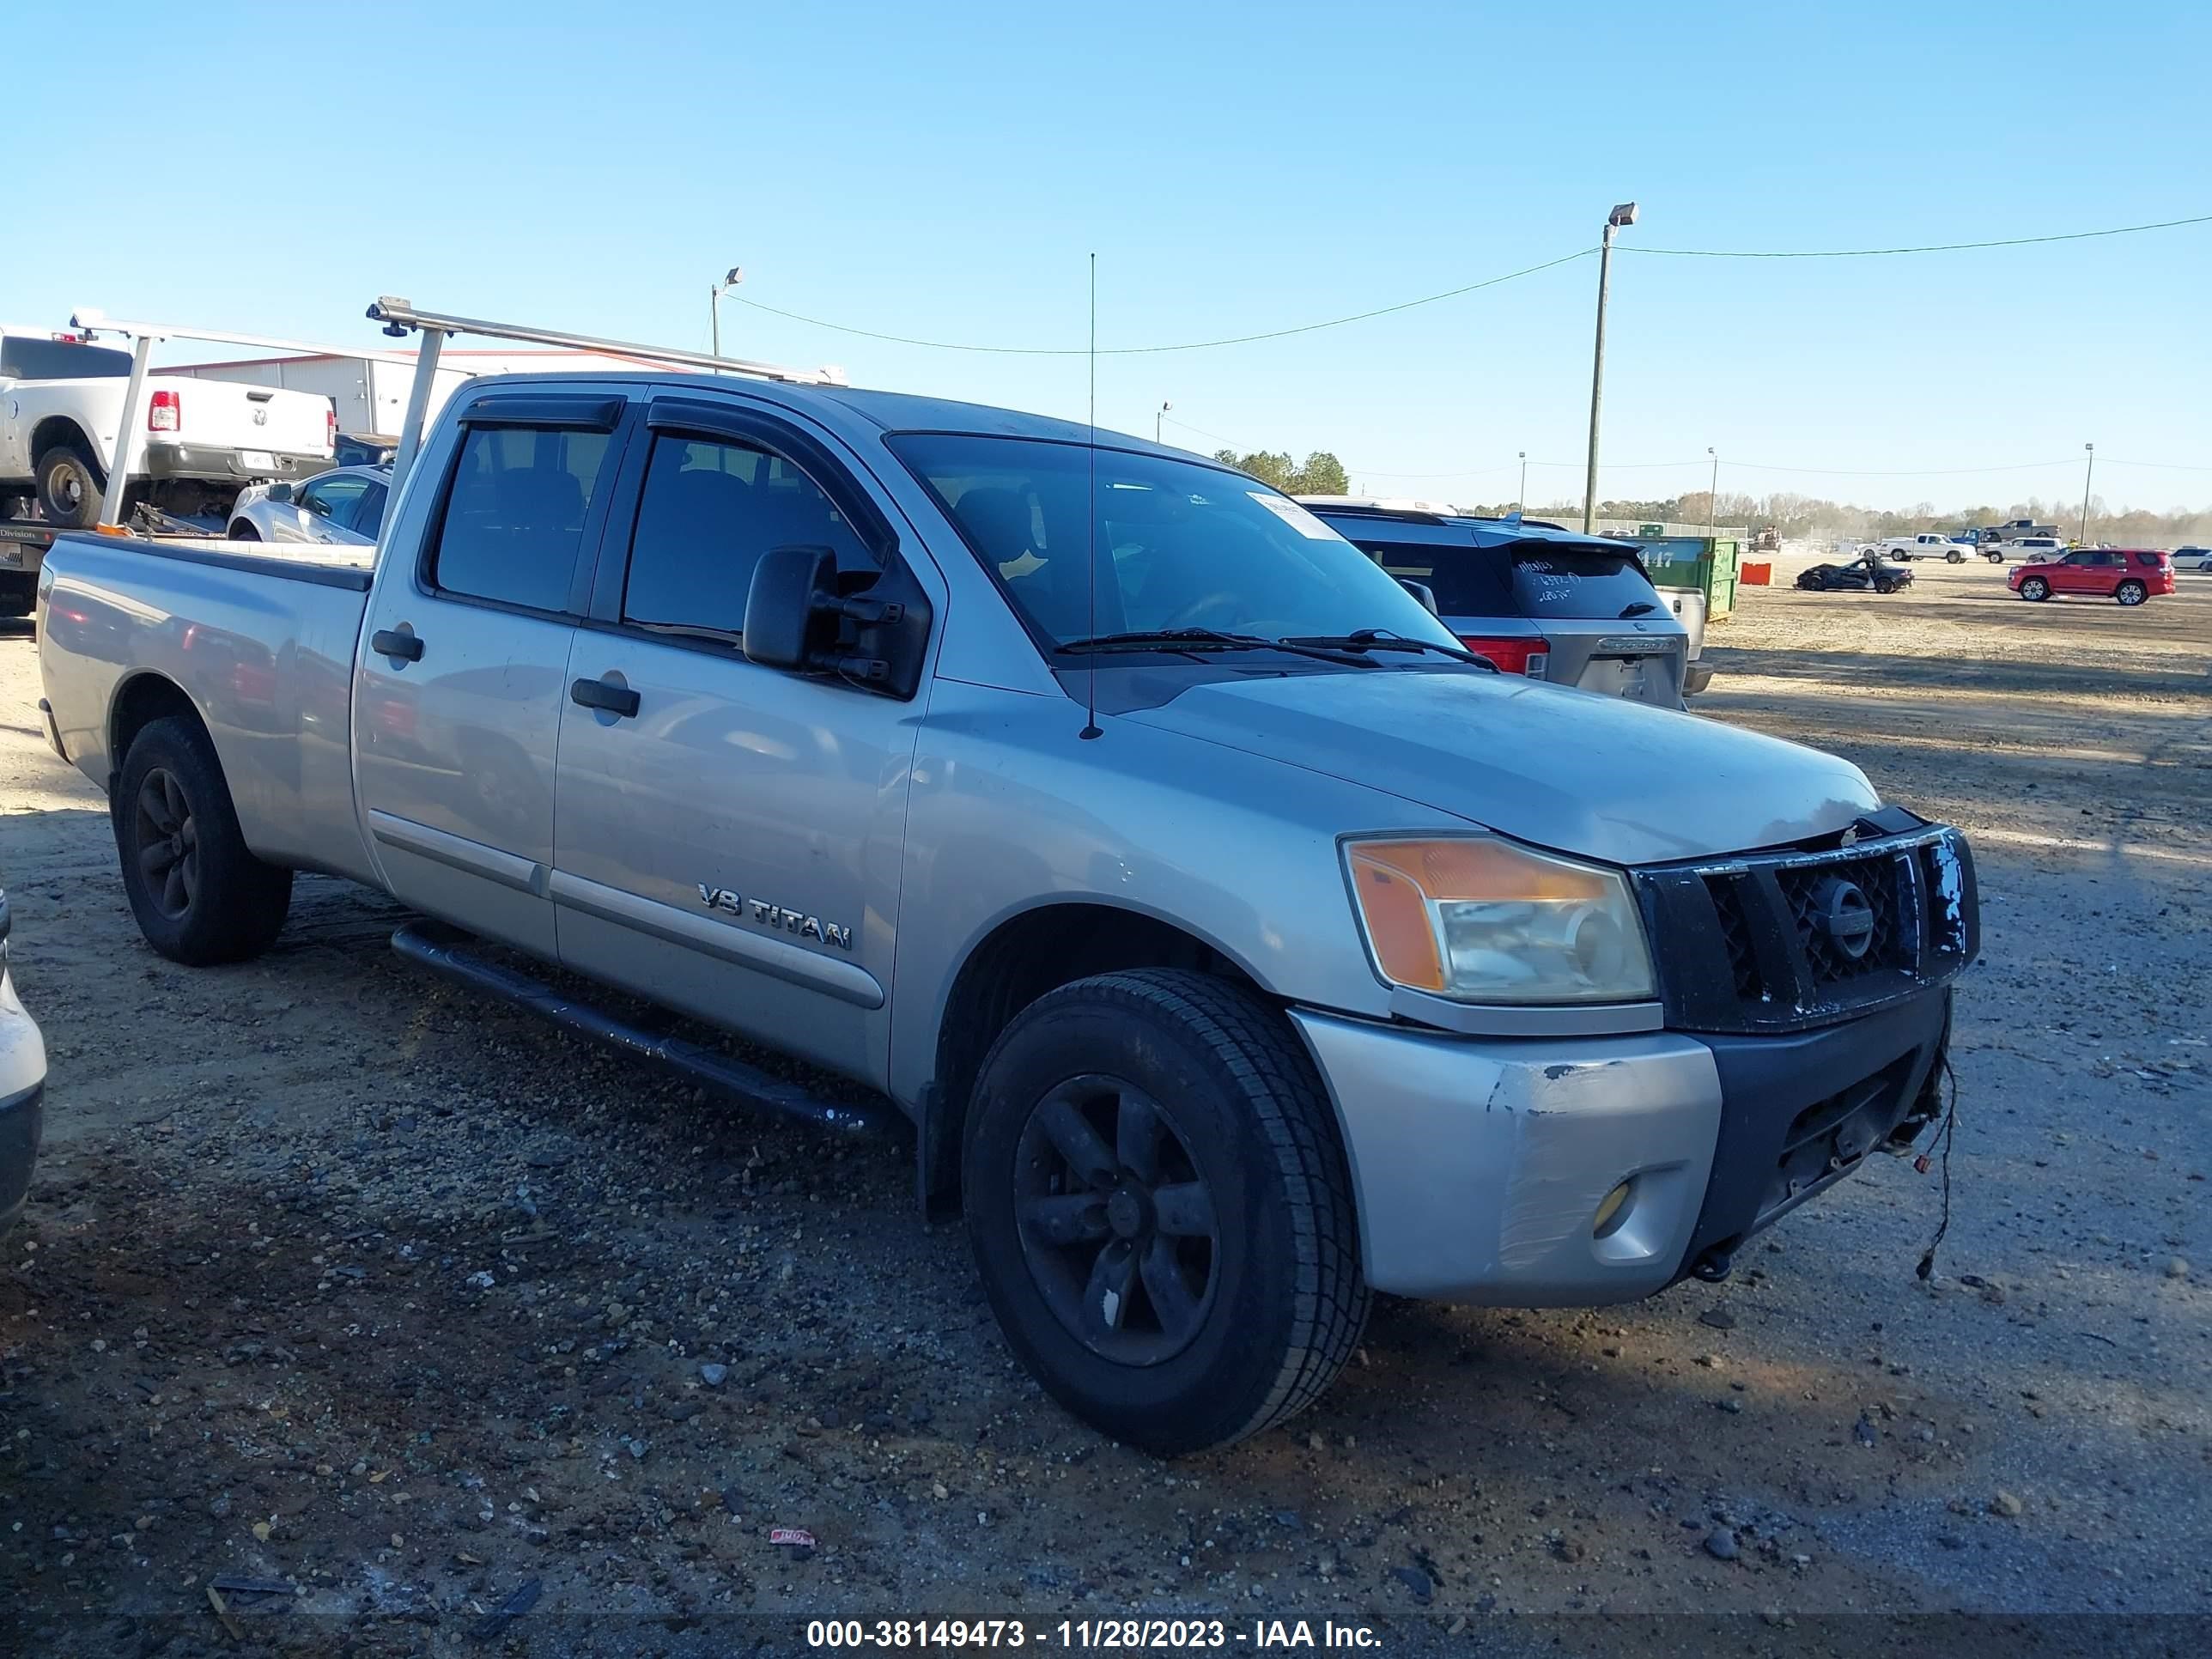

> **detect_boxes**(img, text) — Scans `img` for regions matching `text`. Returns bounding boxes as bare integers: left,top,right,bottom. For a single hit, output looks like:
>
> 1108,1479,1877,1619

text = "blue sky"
15,1,2209,511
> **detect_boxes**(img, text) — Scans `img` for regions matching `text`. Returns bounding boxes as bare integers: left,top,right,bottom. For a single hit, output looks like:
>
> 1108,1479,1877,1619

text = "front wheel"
114,717,293,964
2115,580,2146,606
228,521,261,542
2020,576,2051,601
963,969,1368,1455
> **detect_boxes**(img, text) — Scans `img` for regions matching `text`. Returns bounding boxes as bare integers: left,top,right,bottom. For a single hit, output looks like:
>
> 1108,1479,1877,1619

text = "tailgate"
1538,618,1686,708
160,375,331,459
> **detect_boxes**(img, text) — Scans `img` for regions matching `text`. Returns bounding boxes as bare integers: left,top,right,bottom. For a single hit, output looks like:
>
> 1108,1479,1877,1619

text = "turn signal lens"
1344,836,1656,1004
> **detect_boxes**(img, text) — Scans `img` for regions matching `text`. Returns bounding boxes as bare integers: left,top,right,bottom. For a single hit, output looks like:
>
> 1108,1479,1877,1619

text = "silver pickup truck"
33,310,1978,1454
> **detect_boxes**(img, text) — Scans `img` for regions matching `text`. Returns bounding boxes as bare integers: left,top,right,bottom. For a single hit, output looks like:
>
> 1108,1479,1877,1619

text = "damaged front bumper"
1291,985,1951,1304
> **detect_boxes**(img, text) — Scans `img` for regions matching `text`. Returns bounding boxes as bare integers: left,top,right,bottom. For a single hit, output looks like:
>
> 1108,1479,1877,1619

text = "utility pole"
1517,451,1528,514
1707,447,1718,543
709,266,743,357
1157,401,1171,444
2079,442,2095,543
1583,202,1638,532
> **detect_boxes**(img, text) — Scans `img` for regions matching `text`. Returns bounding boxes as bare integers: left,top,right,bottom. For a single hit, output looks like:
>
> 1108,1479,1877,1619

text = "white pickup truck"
1,328,333,528
1876,532,1981,563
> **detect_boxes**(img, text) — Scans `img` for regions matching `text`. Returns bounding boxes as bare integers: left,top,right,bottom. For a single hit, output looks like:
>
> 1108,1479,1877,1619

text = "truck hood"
1123,669,1881,866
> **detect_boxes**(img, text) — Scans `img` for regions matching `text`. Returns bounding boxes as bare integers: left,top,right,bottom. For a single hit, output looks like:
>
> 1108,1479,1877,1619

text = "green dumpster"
1638,538,1741,623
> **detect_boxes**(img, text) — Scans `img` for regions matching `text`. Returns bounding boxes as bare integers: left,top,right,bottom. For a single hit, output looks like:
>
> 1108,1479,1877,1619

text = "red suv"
2009,548,2174,606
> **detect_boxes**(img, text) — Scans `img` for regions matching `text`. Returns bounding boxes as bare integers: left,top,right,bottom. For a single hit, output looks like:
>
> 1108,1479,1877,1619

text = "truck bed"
37,532,380,884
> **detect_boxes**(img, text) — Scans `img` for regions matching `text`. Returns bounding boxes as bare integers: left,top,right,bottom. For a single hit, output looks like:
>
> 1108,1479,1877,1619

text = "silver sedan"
227,465,390,545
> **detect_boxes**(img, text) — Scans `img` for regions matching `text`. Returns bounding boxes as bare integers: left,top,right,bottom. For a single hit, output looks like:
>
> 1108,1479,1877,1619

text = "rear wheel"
1875,577,1898,594
114,717,293,964
2115,580,2146,606
964,969,1368,1455
34,444,104,528
2020,576,2051,601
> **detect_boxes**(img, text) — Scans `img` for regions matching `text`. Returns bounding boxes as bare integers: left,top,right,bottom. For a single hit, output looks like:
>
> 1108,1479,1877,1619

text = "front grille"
1773,851,1906,985
1707,878,1762,1000
1636,825,1977,1035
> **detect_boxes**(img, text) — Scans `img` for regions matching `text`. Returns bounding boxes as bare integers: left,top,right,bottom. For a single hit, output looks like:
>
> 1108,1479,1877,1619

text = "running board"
389,921,893,1137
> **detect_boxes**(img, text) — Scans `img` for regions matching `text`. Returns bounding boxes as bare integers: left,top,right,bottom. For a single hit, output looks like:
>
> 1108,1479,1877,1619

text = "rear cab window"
428,424,614,612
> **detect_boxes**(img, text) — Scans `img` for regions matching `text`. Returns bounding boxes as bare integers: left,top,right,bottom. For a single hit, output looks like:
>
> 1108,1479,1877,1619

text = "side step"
390,921,894,1137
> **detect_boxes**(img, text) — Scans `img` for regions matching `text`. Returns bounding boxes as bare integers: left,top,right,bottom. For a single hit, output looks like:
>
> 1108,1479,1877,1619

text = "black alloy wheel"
133,767,199,919
1013,1073,1220,1365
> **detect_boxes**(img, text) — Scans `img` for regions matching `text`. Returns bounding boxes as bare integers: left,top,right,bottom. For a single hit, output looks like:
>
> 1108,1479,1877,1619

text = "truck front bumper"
1291,988,1949,1304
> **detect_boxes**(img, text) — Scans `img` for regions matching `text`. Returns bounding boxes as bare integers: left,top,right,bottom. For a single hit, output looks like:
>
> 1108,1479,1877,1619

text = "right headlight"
1343,836,1655,1004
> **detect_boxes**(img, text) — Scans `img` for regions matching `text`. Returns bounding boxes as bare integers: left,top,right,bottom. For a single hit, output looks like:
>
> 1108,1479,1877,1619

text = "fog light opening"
1592,1178,1635,1240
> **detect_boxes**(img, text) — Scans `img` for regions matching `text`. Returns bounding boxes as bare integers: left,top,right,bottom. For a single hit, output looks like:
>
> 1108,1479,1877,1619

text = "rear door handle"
370,629,423,661
570,676,641,719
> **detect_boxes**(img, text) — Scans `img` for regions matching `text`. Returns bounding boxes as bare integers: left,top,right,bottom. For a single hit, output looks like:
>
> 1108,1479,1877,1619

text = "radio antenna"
1079,252,1103,741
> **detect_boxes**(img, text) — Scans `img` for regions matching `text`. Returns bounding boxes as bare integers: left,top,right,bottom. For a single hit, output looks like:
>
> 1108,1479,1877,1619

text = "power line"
725,211,2209,359
727,249,1594,356
1623,212,2212,259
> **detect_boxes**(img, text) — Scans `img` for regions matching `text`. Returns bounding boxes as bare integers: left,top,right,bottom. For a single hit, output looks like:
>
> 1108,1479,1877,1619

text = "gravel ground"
0,558,2207,1656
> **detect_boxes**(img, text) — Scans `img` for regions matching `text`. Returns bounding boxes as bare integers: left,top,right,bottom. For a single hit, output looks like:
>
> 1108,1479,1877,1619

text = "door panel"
356,600,578,957
351,394,631,957
548,410,924,1088
551,637,915,1083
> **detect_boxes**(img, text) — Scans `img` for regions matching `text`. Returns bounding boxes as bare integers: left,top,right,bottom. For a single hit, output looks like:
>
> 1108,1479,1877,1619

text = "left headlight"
1343,836,1655,1004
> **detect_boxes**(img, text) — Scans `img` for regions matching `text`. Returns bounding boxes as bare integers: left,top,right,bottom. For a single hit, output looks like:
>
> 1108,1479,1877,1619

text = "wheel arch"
106,672,213,794
30,416,100,471
917,898,1267,1214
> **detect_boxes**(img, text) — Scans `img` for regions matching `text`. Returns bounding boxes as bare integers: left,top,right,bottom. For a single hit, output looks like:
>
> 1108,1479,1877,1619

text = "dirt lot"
2,558,2208,1656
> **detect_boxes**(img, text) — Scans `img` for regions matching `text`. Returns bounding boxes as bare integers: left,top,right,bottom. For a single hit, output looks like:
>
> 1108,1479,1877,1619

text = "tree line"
1477,490,2212,547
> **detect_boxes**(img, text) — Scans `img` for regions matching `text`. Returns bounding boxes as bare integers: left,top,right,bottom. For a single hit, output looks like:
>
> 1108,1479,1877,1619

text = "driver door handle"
370,629,423,661
570,676,641,719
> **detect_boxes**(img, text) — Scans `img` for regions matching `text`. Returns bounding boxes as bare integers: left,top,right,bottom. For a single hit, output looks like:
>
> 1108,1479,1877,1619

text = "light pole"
1157,401,1171,444
1517,450,1528,514
709,266,743,357
2079,442,2095,544
1706,447,1718,543
1583,202,1638,532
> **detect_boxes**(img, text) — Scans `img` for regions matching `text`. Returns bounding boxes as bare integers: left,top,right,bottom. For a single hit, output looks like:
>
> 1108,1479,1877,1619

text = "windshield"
887,434,1460,651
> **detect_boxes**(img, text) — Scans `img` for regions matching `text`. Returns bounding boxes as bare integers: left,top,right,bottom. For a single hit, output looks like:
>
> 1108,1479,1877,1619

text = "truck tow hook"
1691,1248,1735,1285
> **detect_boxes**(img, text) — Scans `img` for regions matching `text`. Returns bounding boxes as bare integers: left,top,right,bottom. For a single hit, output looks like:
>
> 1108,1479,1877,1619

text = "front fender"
885,679,1462,1108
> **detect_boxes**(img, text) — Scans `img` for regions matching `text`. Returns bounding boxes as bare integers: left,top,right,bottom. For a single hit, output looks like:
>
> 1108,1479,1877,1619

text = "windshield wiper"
1278,629,1498,671
1056,628,1389,666
1618,601,1657,617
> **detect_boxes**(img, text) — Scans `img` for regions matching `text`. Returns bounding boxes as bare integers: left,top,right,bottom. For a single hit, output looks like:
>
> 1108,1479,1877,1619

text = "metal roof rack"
364,296,850,499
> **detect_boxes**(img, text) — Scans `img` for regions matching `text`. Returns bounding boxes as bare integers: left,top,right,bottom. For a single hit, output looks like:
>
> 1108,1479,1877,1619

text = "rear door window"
1508,546,1663,618
620,434,873,637
430,424,613,612
1347,539,1515,616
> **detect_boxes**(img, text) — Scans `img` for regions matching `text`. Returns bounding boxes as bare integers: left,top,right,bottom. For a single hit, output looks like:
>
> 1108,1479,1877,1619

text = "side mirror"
743,544,835,672
744,543,933,699
268,483,295,504
1399,577,1439,616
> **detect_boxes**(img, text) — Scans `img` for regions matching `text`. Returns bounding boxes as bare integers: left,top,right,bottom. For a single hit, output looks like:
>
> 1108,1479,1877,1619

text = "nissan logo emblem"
1811,877,1876,959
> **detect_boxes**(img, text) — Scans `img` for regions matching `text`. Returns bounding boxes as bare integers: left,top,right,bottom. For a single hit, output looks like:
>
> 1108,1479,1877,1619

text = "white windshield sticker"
1248,491,1340,539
